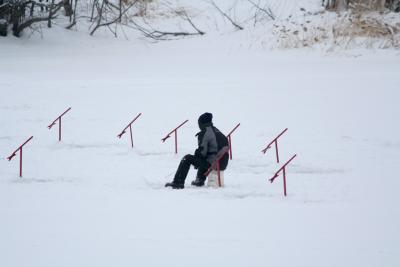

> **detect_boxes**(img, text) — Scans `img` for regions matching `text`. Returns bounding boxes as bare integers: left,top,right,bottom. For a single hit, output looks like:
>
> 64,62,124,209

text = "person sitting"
165,112,229,189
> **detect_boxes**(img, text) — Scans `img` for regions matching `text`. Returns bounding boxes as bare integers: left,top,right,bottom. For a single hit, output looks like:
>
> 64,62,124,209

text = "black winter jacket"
195,123,223,164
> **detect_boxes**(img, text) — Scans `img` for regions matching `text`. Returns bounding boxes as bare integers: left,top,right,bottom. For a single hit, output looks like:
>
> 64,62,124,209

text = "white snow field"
1,5,400,267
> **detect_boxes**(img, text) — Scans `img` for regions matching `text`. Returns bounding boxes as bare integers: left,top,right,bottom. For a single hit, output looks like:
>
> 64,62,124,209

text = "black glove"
194,148,202,158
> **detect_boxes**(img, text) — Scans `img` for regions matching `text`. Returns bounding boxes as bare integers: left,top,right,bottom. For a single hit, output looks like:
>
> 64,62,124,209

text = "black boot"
191,178,205,187
165,182,184,189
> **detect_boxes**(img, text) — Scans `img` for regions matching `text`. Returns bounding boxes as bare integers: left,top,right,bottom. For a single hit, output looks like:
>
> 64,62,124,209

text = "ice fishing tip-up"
269,154,297,197
117,113,142,148
261,128,288,163
7,136,34,177
161,119,189,154
227,123,240,160
48,107,72,142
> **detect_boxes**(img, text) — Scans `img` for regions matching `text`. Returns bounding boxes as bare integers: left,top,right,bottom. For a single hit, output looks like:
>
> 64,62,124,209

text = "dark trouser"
174,154,210,185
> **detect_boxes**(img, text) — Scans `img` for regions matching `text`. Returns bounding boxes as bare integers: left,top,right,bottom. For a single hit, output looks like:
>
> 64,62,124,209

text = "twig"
90,0,137,36
178,9,205,35
247,0,275,20
210,0,243,30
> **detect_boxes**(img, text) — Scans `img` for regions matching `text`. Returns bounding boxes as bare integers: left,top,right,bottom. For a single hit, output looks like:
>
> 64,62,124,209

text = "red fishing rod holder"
117,113,142,148
204,146,229,187
7,136,34,178
48,107,71,142
227,123,240,160
261,128,288,163
269,154,297,197
161,120,189,154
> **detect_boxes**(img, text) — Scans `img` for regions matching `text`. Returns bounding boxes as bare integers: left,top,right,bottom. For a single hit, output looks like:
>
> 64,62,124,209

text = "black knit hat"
198,112,213,125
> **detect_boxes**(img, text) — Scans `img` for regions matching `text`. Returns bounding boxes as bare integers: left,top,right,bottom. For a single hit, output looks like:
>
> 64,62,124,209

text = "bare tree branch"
178,9,205,35
127,18,204,41
247,0,275,20
13,2,62,36
210,0,244,30
90,0,137,36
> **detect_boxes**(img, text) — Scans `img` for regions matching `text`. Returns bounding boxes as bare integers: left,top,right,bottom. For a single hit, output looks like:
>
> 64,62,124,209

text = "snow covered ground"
1,1,400,266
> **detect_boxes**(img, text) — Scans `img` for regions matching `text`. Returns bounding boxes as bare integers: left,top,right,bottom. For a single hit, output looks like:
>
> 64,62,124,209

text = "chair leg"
217,162,221,187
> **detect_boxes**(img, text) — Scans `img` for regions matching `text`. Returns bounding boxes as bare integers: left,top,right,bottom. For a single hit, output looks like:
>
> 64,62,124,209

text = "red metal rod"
261,128,288,154
48,108,71,142
59,117,62,142
269,154,297,184
129,125,133,148
48,107,71,129
227,123,241,137
283,167,287,197
275,139,279,163
7,136,34,161
269,154,297,197
174,131,178,154
227,123,240,160
204,147,229,177
20,148,22,177
161,120,188,154
7,136,34,178
117,113,142,139
161,120,189,143
217,161,221,187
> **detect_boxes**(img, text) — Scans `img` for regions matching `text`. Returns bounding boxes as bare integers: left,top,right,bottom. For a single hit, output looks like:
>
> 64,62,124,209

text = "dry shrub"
349,0,386,11
129,1,195,20
126,0,153,17
271,11,333,49
272,23,330,49
271,9,400,50
333,11,400,48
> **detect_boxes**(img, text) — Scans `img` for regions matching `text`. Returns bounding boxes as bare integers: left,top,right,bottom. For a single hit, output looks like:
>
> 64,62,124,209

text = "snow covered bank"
2,0,400,51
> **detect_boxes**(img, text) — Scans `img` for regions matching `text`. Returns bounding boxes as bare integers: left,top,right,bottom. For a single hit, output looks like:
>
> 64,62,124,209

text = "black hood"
198,112,213,130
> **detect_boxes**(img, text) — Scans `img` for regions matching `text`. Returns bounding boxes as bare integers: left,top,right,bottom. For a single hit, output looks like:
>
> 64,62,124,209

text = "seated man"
165,112,229,189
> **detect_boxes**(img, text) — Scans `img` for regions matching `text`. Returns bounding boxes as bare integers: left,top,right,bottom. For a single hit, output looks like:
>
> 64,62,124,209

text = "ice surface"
0,1,400,266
